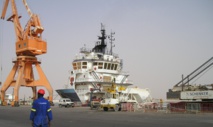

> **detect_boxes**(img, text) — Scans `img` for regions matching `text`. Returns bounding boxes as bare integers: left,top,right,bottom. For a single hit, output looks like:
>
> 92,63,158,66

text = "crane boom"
22,0,44,40
1,0,23,42
1,0,9,19
22,0,33,17
1,0,46,56
22,0,44,32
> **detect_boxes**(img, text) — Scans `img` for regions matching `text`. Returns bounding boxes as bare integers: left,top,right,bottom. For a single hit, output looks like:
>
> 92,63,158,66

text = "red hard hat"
38,89,45,95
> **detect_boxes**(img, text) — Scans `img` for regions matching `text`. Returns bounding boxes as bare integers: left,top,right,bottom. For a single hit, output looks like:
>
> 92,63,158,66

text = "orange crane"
1,0,53,106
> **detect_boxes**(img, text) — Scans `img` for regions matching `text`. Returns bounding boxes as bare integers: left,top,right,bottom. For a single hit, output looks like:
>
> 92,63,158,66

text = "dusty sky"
0,0,213,100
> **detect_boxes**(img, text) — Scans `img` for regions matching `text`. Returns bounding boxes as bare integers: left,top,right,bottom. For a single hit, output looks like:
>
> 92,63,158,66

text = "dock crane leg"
34,63,53,105
31,86,37,100
12,59,25,107
0,62,18,106
0,56,53,107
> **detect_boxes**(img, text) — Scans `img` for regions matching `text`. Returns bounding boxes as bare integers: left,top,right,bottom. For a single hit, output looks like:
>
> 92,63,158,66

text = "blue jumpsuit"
30,97,53,127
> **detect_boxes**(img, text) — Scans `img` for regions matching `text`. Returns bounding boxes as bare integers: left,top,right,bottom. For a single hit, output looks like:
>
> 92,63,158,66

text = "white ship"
56,24,151,106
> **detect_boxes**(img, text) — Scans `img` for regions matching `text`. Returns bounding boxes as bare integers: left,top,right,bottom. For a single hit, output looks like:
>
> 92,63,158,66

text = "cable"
191,65,213,84
0,19,3,86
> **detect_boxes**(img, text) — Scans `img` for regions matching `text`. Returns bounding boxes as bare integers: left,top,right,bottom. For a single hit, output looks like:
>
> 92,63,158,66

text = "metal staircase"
90,71,101,89
120,75,127,83
91,82,99,89
91,71,101,81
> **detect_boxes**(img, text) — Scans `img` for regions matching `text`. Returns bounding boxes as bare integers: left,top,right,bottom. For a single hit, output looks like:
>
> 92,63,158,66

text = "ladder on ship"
120,75,127,84
90,71,101,89
91,82,99,90
91,71,101,82
175,57,213,87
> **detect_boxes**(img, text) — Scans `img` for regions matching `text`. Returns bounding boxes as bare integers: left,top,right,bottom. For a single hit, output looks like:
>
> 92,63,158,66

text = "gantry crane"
1,0,53,106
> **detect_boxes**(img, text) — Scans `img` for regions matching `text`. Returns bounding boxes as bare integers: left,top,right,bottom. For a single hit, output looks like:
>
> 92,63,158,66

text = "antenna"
108,30,115,55
101,23,105,30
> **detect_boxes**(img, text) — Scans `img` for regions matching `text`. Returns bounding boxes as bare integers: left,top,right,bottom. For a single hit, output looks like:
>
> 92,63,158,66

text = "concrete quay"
0,106,213,127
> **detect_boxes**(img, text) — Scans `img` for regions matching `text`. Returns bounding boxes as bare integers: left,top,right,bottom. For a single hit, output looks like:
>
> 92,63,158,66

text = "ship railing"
104,50,119,58
80,47,92,53
75,78,108,82
75,53,104,60
119,71,129,75
124,80,133,84
80,47,119,58
75,78,133,84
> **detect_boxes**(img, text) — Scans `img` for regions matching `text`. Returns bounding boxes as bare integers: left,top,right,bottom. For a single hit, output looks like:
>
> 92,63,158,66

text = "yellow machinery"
0,0,53,106
100,79,127,111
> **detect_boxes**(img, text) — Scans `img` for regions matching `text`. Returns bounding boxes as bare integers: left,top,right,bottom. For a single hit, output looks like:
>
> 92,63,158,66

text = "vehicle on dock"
90,100,101,110
89,88,102,110
58,98,74,108
100,82,141,111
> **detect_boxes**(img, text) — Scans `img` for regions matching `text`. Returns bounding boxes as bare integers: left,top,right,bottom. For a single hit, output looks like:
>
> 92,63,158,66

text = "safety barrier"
121,102,135,112
168,102,213,113
118,102,213,113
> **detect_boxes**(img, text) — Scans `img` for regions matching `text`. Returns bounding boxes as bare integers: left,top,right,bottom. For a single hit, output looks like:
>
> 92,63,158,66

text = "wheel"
71,103,75,107
103,107,108,111
90,104,93,110
96,105,100,110
114,105,120,112
59,104,62,108
49,101,54,106
14,102,20,107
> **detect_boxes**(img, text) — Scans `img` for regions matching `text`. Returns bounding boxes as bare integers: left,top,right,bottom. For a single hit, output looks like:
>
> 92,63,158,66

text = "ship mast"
92,23,107,54
108,31,115,55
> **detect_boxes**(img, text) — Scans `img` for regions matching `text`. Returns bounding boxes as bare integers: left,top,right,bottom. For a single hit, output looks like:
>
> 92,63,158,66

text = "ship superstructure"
57,24,133,105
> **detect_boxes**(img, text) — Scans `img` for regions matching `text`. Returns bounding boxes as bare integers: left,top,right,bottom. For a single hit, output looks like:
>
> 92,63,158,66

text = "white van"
59,98,74,108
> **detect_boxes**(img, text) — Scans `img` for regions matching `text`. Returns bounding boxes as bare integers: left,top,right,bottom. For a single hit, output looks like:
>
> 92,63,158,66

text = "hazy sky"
0,0,213,100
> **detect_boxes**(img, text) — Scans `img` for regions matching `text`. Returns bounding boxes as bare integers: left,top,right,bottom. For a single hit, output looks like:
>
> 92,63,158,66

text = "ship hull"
56,89,81,103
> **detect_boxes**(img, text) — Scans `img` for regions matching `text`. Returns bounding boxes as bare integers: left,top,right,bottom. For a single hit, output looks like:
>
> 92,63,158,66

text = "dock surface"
0,106,213,127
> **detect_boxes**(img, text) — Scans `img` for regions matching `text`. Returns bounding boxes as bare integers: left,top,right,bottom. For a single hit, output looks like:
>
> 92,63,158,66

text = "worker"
30,89,53,127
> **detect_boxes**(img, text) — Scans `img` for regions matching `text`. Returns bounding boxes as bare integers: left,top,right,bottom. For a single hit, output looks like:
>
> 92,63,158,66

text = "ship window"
93,62,97,66
111,64,114,70
98,62,103,69
107,63,111,69
73,63,77,70
114,64,118,70
104,63,107,69
82,62,87,65
82,62,87,69
77,62,81,69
